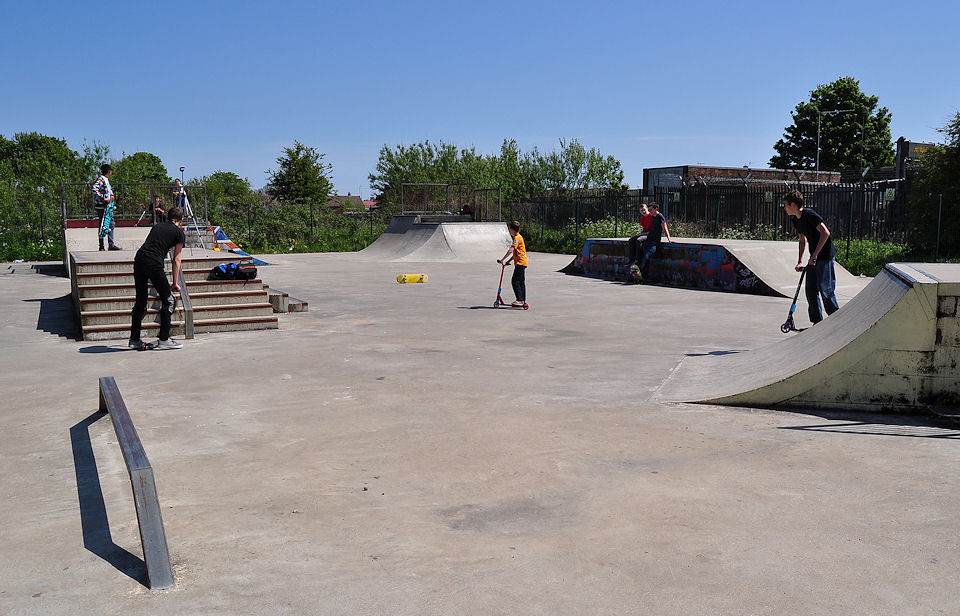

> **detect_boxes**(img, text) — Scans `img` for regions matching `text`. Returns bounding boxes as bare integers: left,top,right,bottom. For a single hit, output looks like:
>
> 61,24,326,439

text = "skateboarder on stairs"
128,206,186,350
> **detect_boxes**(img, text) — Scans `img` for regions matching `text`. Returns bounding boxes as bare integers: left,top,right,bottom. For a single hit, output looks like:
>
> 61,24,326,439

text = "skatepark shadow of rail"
777,410,960,440
69,411,149,587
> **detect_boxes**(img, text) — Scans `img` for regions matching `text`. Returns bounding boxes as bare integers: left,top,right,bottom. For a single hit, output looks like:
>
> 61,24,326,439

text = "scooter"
780,265,809,333
493,262,529,310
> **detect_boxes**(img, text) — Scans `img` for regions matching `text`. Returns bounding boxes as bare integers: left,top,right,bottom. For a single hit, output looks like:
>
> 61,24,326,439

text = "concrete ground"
1,253,958,616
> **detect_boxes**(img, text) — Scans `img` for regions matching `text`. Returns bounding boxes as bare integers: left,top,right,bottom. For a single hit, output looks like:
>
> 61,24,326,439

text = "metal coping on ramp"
359,215,511,263
563,237,865,298
658,262,960,413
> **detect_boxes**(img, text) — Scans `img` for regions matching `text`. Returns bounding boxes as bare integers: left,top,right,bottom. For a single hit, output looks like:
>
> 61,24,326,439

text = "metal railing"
98,377,174,589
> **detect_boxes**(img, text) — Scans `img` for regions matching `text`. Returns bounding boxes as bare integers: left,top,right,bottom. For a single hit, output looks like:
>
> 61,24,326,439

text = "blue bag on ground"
209,261,257,280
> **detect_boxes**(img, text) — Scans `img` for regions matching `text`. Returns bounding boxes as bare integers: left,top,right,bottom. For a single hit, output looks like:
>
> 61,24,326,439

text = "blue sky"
2,1,957,196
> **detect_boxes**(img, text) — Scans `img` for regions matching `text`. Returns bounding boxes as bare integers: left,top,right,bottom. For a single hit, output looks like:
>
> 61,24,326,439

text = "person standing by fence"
783,190,839,324
93,164,120,251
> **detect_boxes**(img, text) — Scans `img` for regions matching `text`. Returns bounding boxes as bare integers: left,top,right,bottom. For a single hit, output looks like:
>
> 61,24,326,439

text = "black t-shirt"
645,212,666,244
791,208,836,261
136,222,186,265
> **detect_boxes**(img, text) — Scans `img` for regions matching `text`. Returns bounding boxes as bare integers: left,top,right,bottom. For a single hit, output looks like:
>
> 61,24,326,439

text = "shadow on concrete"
685,349,746,357
31,263,67,277
778,410,960,440
24,295,80,340
70,411,149,587
78,346,130,354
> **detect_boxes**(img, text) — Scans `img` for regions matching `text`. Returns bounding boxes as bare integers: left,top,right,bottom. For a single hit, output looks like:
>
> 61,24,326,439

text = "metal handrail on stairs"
169,248,194,339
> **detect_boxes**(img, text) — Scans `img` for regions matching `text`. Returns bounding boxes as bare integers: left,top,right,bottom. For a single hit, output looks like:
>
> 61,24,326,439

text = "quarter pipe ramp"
659,263,960,412
359,216,511,263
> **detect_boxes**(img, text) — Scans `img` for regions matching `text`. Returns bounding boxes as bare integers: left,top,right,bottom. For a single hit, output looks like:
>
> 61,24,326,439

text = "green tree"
79,139,111,182
111,151,170,184
0,132,84,247
909,112,960,256
770,77,895,172
266,141,334,203
368,138,627,205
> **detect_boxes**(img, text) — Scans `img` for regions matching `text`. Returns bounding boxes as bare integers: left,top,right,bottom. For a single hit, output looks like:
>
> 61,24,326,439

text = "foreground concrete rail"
98,377,174,590
661,262,960,412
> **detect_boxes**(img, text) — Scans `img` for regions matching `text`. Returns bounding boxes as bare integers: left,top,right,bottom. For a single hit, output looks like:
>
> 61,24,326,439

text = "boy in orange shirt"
498,220,528,307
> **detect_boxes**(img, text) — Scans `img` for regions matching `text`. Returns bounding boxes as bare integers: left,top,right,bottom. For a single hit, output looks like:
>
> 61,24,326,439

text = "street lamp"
816,109,856,181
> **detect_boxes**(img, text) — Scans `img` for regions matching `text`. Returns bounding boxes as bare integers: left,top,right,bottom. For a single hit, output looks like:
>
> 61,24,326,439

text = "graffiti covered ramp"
686,238,865,298
564,237,867,298
659,263,960,412
358,216,511,263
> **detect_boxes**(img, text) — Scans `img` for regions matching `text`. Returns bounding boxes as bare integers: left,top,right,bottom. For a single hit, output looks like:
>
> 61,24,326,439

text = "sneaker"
156,338,183,350
108,245,122,251
511,300,523,307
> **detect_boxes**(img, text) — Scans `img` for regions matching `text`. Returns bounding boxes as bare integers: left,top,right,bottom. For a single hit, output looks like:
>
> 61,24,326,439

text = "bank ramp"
659,263,960,412
565,237,866,298
359,216,511,262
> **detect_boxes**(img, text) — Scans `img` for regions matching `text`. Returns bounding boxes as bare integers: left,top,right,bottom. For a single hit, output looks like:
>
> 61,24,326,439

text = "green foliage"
266,141,334,204
770,77,895,171
111,152,170,184
368,138,627,206
0,132,84,259
79,139,111,182
213,199,382,254
192,171,254,226
835,238,912,277
908,112,960,257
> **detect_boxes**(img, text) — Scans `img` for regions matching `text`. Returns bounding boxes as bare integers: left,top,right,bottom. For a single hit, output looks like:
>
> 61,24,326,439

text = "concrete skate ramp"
359,216,511,262
660,263,960,412
564,237,865,298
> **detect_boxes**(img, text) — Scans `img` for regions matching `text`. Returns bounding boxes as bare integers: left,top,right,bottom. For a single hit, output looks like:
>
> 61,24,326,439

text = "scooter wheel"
494,300,500,308
780,322,792,334
522,303,529,310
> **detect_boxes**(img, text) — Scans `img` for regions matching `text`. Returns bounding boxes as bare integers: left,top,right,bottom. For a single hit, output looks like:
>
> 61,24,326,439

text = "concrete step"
72,255,245,275
82,315,279,341
263,285,309,313
81,302,275,327
75,268,217,285
77,278,265,299
79,290,270,312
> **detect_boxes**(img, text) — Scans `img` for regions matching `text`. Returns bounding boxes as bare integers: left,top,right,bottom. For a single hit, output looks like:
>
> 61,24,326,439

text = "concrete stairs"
70,251,278,341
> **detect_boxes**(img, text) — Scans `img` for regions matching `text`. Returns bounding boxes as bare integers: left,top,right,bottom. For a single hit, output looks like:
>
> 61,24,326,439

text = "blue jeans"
639,240,659,279
805,258,840,323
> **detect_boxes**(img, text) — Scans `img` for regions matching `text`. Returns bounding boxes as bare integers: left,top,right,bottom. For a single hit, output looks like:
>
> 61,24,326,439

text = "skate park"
2,218,960,615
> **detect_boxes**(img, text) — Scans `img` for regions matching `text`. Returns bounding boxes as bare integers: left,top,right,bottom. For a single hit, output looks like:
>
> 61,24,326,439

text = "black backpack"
235,261,257,280
209,261,257,280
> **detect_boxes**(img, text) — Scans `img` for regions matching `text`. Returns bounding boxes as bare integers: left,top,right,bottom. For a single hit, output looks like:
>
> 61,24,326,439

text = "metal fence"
60,181,208,224
507,184,910,241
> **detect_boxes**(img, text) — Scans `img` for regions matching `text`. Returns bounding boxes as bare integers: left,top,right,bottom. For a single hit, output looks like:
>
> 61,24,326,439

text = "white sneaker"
156,338,183,350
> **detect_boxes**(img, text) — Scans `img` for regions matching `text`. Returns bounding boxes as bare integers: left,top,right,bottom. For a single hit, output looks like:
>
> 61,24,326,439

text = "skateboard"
99,203,115,238
397,274,427,284
129,341,158,351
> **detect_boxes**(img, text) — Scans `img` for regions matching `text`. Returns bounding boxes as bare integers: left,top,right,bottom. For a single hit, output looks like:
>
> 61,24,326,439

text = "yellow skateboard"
397,274,427,284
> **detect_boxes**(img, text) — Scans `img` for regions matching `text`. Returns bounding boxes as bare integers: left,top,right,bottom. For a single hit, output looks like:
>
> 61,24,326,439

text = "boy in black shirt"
129,206,186,350
783,190,839,324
